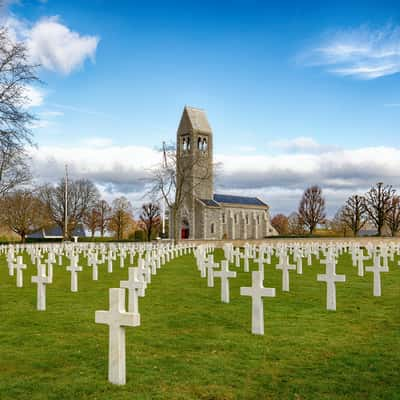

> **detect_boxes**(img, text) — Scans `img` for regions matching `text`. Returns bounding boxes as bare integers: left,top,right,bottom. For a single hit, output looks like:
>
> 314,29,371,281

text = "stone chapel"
170,106,278,240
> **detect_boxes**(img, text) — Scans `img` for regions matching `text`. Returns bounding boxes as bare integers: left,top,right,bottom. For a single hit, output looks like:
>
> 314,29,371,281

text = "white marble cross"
317,264,346,311
45,255,54,283
120,268,146,313
31,264,51,311
365,255,389,296
241,249,251,272
95,288,140,385
15,256,26,288
107,250,114,273
66,256,83,292
275,255,296,292
204,255,219,287
213,260,237,303
232,247,242,267
91,255,99,281
355,250,370,277
240,271,276,335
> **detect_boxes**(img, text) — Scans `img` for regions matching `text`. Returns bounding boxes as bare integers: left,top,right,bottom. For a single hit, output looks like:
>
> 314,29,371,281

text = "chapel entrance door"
181,219,190,239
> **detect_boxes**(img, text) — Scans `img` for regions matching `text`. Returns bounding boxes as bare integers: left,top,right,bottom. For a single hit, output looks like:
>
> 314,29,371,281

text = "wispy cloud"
50,103,113,118
300,24,400,79
384,103,400,107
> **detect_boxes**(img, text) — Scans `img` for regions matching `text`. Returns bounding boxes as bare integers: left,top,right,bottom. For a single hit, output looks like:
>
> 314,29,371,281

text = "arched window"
210,223,215,234
202,138,207,151
257,215,260,225
187,137,191,151
246,215,249,225
198,137,202,150
222,214,225,224
234,214,238,224
182,137,187,151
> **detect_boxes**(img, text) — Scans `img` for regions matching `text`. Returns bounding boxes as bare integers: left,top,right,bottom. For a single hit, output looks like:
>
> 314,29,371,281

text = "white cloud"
39,110,64,117
3,15,99,75
300,24,400,79
28,141,400,215
81,137,113,148
27,16,99,75
269,136,337,153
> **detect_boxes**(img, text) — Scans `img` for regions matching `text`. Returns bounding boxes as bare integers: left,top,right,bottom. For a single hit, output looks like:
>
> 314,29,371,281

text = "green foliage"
0,250,399,399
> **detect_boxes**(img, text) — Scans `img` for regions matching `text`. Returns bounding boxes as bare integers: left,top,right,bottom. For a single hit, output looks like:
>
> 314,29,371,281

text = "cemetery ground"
0,250,399,400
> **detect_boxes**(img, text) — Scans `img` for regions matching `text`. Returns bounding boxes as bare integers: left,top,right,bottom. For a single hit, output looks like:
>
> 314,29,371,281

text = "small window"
202,138,207,151
257,215,260,225
182,136,191,152
198,137,202,150
222,214,225,224
245,215,249,225
234,214,238,224
210,223,215,234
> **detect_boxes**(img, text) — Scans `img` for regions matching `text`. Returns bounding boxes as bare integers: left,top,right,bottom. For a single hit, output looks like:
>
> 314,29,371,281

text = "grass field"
0,249,399,400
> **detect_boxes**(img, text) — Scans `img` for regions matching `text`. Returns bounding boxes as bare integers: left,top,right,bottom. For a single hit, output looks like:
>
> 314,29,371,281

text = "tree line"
271,182,400,237
0,179,163,242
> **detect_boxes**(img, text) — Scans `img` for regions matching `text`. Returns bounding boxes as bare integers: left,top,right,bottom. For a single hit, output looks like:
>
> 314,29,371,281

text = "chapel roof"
184,106,212,133
199,198,221,207
27,224,86,239
213,193,268,208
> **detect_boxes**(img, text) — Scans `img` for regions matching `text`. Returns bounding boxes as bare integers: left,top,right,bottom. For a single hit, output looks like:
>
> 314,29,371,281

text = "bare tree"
148,144,213,241
0,189,48,242
298,185,326,234
109,196,133,240
271,213,288,235
329,209,350,237
363,182,396,236
287,212,305,235
96,199,111,237
0,143,31,195
140,202,160,241
40,178,100,239
83,205,99,237
385,195,400,237
340,194,368,236
0,27,40,195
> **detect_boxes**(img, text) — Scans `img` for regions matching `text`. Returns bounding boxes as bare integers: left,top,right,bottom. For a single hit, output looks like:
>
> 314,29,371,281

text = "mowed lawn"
0,248,399,400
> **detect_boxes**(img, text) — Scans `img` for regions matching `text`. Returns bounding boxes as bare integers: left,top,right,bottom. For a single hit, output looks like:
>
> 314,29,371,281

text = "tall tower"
176,106,213,200
174,106,213,239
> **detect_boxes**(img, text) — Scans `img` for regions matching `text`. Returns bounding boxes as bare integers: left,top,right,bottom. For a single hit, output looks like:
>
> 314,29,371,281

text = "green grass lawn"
0,249,399,400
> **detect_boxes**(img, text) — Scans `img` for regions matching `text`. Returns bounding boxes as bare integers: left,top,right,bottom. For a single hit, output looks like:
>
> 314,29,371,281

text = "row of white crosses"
95,242,195,385
3,242,196,314
195,240,397,335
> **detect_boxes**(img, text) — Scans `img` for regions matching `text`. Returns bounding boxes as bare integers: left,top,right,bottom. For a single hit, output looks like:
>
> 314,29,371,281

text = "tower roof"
184,106,212,133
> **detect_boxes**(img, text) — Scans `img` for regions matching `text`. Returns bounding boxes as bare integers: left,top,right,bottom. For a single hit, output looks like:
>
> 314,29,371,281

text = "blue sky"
3,0,400,215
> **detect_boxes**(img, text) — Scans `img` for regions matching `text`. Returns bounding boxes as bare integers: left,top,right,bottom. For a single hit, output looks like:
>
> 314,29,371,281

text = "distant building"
170,106,278,240
27,224,86,240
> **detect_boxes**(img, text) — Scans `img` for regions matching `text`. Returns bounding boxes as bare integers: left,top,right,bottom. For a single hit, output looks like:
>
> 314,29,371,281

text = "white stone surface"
213,260,237,303
31,264,51,311
95,288,140,385
240,271,276,335
365,255,389,296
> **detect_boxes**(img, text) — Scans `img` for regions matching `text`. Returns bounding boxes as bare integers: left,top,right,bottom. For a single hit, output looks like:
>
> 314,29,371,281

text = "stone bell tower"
174,106,214,238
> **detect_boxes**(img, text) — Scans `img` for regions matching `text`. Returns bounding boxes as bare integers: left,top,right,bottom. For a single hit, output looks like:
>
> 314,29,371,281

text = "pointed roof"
184,106,212,133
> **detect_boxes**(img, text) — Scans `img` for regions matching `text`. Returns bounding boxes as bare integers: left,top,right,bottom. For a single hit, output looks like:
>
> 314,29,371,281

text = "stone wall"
175,236,400,248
